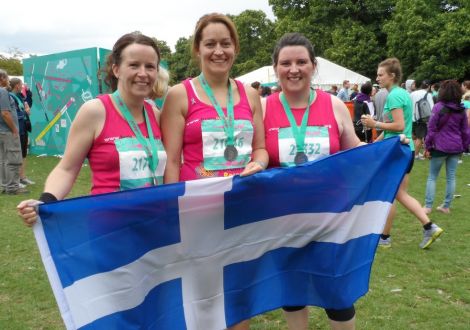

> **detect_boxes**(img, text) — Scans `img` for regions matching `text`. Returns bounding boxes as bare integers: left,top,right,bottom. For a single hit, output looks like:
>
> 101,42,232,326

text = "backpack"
416,92,432,122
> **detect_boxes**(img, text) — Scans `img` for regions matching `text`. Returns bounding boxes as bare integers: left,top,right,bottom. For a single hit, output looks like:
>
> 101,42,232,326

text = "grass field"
1,155,469,329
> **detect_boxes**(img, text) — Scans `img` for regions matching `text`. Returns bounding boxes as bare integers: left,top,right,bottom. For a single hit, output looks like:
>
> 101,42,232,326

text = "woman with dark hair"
18,32,166,224
353,82,374,142
424,80,470,214
263,32,362,330
362,58,443,249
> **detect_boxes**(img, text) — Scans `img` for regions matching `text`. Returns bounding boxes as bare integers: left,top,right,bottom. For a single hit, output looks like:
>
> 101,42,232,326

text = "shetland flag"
34,137,411,330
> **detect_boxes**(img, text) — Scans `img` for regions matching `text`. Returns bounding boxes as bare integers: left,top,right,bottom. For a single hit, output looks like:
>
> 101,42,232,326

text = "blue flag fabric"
34,137,411,330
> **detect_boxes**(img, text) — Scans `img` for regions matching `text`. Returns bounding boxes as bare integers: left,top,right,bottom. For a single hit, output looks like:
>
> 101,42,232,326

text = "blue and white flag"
34,137,411,330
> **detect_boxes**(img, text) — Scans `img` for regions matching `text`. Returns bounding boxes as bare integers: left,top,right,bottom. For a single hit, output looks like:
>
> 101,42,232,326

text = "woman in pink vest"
263,33,362,330
18,32,166,225
162,13,267,185
161,13,267,330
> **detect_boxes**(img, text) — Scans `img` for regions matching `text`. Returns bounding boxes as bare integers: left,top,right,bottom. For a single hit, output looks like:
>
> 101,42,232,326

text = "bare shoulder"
162,83,188,116
74,98,105,122
243,83,262,112
166,83,187,100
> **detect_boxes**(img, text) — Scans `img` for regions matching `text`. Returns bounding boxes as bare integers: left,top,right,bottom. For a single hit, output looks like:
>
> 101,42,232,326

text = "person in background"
0,69,28,194
160,13,268,330
263,32,363,330
362,57,443,249
431,82,440,103
18,32,166,225
147,66,170,110
251,81,262,96
22,83,33,108
327,85,338,96
423,80,470,214
353,82,374,142
373,86,388,136
349,83,359,100
405,79,416,93
261,85,272,98
337,80,350,101
9,78,35,185
410,80,434,160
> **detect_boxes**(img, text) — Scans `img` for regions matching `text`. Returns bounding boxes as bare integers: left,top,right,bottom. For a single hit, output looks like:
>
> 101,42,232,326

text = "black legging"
282,305,355,322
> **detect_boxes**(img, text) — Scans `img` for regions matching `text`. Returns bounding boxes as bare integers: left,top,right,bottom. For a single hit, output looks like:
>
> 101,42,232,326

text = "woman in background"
362,58,443,250
423,80,470,214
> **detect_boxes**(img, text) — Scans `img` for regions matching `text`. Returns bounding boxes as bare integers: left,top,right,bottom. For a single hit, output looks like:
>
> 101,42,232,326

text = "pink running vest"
87,95,162,194
264,89,340,168
179,79,255,181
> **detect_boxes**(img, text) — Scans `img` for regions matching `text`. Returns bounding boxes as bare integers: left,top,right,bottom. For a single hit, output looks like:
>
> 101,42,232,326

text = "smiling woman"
161,13,268,184
262,32,363,329
160,13,269,330
17,32,167,225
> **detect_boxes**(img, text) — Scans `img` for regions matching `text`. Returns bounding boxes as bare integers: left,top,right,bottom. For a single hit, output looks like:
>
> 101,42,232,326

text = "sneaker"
436,205,450,214
20,177,35,185
423,207,432,215
19,182,27,189
419,224,444,249
6,187,30,195
378,237,392,248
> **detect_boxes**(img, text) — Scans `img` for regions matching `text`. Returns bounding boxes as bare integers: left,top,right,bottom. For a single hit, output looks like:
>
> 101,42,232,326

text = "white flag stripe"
178,175,232,330
64,200,389,328
34,218,76,330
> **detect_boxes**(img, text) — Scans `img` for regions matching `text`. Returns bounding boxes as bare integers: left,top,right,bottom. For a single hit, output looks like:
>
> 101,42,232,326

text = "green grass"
1,155,469,329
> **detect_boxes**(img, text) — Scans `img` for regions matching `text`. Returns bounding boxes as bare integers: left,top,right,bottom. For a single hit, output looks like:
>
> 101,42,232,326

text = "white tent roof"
236,57,370,88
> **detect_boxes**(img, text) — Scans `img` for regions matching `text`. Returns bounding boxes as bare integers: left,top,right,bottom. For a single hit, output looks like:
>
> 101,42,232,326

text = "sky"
1,0,275,57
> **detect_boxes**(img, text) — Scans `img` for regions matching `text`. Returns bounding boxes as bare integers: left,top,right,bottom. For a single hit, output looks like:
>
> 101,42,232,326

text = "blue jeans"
425,154,460,208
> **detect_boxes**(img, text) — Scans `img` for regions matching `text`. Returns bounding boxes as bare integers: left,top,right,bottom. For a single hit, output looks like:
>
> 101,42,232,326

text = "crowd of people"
4,11,467,329
0,70,35,195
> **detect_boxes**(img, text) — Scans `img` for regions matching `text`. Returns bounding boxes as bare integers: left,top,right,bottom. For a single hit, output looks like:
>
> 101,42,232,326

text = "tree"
0,55,23,75
230,10,276,77
324,21,383,79
168,37,199,84
384,0,470,81
269,0,395,78
152,38,172,64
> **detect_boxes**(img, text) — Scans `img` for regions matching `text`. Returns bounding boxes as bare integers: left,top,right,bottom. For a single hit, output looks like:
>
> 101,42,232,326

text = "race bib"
114,137,167,190
201,119,253,170
278,126,330,167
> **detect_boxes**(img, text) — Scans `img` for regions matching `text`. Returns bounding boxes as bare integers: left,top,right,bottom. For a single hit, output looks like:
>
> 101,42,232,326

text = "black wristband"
39,192,58,203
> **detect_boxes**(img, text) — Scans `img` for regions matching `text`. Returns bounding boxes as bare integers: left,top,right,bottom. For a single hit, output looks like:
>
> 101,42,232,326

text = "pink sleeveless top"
179,79,255,181
87,95,162,194
264,89,340,168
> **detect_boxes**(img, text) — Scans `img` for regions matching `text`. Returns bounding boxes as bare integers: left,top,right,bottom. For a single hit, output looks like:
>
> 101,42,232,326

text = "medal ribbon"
198,73,235,146
112,91,159,184
280,90,315,154
10,93,25,111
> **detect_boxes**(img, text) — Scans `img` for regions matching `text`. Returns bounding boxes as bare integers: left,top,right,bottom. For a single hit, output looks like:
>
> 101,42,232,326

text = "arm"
361,108,405,132
240,86,269,176
331,96,363,150
161,84,187,184
1,110,19,135
17,99,104,226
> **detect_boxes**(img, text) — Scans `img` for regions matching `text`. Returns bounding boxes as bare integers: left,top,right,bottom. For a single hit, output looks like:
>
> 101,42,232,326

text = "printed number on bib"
201,119,253,170
278,126,330,167
115,137,167,190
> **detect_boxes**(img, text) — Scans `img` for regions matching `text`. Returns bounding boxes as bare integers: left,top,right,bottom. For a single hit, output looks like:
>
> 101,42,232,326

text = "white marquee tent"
236,57,370,90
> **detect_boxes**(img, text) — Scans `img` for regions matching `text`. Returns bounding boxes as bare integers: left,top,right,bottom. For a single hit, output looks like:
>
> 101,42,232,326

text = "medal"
294,152,308,165
280,90,316,166
224,145,238,161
